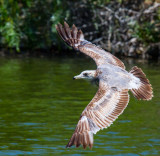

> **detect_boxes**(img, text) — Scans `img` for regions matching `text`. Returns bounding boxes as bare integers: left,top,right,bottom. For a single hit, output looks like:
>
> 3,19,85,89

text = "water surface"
0,56,159,156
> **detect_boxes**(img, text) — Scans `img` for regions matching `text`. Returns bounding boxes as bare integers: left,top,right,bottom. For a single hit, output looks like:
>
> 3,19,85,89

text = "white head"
73,70,96,80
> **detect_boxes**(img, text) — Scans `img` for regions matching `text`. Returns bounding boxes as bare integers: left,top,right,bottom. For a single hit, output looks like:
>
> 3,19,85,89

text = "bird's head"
73,70,96,80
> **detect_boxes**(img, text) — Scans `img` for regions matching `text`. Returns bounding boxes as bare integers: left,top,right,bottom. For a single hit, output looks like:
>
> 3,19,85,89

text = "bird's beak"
73,75,81,80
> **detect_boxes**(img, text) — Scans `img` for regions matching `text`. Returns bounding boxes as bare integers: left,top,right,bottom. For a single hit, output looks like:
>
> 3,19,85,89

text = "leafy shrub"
0,0,68,51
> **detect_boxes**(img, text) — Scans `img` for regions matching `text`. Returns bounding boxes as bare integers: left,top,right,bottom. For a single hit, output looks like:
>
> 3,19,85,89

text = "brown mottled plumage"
56,22,153,149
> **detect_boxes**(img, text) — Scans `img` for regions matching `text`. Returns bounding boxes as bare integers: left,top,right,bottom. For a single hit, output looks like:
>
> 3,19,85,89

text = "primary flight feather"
56,22,153,149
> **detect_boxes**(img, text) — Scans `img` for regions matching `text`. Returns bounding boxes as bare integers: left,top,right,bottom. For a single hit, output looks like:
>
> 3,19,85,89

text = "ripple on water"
0,57,159,156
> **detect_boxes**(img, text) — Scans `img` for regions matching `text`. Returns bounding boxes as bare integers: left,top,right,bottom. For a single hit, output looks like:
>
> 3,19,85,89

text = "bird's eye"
83,73,88,76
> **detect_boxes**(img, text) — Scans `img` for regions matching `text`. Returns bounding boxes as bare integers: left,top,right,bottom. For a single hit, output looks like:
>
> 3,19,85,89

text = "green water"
0,56,159,156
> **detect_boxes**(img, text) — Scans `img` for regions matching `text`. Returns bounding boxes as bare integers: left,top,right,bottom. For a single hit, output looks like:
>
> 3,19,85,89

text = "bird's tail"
129,66,153,100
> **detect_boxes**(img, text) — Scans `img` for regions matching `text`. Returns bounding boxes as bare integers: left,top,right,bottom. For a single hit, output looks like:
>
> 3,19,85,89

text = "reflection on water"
0,56,159,156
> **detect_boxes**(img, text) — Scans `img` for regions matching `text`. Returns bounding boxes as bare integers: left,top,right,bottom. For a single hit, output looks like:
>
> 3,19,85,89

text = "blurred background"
0,0,160,156
0,0,160,58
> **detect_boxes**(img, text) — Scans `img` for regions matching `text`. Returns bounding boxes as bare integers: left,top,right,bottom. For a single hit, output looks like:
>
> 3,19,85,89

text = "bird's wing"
56,22,125,69
66,80,129,149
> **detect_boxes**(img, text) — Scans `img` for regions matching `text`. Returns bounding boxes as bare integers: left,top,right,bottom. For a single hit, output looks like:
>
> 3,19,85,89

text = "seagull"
56,22,153,149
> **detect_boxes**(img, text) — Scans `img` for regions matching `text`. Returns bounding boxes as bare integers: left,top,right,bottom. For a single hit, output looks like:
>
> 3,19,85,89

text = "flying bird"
56,22,153,149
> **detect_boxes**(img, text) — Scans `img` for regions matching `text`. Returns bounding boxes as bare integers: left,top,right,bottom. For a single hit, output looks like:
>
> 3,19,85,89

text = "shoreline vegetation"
0,0,160,59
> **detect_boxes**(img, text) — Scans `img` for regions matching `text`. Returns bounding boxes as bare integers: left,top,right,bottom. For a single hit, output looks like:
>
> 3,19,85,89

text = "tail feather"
130,66,153,100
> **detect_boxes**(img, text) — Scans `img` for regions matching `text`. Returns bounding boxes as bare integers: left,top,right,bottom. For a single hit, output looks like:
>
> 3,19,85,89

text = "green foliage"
0,0,159,52
0,0,21,51
133,7,160,45
0,0,68,51
0,21,20,51
134,21,160,44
